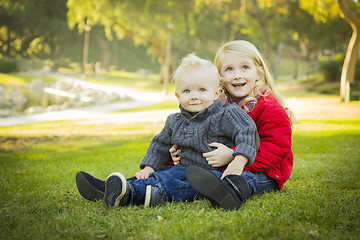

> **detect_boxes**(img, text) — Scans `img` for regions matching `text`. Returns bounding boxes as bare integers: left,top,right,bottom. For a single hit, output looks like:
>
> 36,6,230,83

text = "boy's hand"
169,145,182,165
135,166,155,179
221,155,248,179
203,142,233,167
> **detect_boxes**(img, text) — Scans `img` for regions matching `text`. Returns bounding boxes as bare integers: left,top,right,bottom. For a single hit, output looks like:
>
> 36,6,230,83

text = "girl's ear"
175,91,179,99
257,66,264,80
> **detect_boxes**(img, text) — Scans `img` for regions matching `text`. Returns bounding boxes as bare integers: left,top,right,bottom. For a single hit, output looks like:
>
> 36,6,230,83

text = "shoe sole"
186,166,242,210
76,171,104,201
144,185,152,208
104,172,127,208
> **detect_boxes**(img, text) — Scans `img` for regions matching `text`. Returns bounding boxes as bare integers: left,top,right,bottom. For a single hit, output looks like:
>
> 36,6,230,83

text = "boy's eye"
184,90,190,93
199,88,206,92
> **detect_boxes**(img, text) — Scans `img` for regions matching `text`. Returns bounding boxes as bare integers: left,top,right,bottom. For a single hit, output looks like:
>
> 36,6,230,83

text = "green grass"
0,72,58,85
0,118,359,240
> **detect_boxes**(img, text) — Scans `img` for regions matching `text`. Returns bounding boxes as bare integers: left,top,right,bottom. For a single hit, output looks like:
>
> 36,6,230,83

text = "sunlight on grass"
0,73,59,85
0,73,27,85
0,118,359,239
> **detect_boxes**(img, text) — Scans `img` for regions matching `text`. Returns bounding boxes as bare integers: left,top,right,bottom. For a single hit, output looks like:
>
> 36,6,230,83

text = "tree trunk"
337,0,360,102
96,36,111,70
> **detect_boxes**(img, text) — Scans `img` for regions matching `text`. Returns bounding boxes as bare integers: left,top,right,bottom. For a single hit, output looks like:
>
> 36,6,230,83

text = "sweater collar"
179,98,223,121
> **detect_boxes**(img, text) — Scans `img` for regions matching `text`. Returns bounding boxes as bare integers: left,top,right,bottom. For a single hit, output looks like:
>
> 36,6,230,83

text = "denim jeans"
128,165,222,205
127,166,277,205
241,170,278,196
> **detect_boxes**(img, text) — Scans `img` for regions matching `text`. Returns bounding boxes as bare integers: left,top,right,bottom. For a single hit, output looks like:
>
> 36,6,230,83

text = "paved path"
0,94,359,127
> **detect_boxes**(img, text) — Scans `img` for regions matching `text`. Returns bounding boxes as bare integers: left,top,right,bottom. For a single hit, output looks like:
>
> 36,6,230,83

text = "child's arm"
221,155,248,179
135,166,155,179
202,142,233,167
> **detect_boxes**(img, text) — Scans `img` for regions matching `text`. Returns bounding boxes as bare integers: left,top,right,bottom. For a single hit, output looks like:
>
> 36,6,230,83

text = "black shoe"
186,166,250,211
104,172,131,208
144,185,165,207
76,171,105,201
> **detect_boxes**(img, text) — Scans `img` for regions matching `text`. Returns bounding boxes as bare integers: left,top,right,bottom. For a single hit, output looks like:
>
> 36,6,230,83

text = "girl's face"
175,66,221,114
219,52,262,102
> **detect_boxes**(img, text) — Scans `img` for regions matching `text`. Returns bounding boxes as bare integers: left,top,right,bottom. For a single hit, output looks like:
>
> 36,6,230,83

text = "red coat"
243,93,293,190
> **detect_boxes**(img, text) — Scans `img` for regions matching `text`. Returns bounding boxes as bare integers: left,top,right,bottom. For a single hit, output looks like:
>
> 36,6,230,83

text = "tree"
0,0,73,67
240,0,290,79
300,0,360,102
337,0,360,102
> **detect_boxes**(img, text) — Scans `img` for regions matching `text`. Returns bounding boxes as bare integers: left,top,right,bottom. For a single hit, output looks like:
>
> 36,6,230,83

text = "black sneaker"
144,185,165,207
186,166,249,210
76,171,105,201
104,172,130,208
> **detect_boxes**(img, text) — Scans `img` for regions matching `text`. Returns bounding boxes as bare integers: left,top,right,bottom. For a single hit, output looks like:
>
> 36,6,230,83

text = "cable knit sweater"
139,99,258,171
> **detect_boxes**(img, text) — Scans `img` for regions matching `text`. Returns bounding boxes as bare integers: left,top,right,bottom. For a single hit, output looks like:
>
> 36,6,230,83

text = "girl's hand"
221,155,248,179
203,142,233,167
169,145,182,165
135,166,155,179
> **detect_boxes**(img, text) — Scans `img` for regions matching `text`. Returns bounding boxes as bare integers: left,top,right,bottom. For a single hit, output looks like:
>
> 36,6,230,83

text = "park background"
1,0,360,239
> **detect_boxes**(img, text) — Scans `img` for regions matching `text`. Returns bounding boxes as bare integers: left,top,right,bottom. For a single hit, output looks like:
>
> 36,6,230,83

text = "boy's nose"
190,94,199,100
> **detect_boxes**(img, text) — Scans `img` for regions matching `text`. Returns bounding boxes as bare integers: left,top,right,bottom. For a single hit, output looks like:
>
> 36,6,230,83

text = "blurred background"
0,0,359,120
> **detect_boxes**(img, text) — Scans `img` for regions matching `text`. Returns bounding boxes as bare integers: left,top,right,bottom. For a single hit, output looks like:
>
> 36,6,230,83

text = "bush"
319,59,343,82
0,58,18,73
320,58,360,83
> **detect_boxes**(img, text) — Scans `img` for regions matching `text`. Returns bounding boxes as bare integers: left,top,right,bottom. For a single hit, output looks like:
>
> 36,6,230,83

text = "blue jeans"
241,170,278,196
127,166,277,205
128,165,223,205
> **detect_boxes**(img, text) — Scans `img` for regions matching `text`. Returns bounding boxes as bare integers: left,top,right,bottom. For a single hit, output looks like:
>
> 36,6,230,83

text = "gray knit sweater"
139,99,258,171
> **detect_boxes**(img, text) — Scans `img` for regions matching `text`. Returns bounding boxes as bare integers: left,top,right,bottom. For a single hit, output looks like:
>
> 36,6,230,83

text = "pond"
0,78,133,116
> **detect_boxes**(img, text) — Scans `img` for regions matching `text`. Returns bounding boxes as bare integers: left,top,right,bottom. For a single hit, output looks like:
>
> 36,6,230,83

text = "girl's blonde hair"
214,40,294,125
172,53,223,89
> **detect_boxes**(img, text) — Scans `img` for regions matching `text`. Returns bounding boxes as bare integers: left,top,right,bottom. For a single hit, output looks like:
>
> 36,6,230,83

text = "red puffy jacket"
243,93,293,189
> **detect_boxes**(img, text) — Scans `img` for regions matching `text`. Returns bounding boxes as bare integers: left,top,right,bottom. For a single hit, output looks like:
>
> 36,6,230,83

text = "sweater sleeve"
245,95,292,172
139,115,174,171
221,106,258,165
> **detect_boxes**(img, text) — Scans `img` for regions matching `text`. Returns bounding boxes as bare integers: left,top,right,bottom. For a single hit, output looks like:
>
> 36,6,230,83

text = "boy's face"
175,66,221,114
219,52,262,102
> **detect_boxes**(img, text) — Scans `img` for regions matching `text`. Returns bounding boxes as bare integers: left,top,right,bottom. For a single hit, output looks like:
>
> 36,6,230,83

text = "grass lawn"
1,70,359,239
0,116,359,239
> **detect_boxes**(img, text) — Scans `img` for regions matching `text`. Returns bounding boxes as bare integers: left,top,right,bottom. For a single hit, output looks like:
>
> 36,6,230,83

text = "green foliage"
0,119,359,239
0,58,18,73
319,58,360,84
0,0,72,60
319,59,343,82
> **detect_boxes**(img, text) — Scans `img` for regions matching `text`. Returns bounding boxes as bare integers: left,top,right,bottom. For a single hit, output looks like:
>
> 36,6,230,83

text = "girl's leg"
240,171,278,196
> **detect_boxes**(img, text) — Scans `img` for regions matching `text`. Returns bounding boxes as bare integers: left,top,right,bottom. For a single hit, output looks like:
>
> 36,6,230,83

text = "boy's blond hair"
172,53,223,90
214,40,294,125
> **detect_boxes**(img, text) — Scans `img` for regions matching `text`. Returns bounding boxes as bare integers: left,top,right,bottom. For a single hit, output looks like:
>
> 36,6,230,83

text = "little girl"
183,40,294,209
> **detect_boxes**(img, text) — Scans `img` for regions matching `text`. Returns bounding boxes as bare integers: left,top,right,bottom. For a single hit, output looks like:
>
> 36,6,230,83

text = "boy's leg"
144,166,201,207
76,171,137,201
129,166,188,205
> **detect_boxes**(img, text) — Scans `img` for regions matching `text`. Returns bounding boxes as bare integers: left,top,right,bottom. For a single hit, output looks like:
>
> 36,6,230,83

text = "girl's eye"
184,90,190,93
199,88,206,92
225,67,232,72
242,65,250,70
